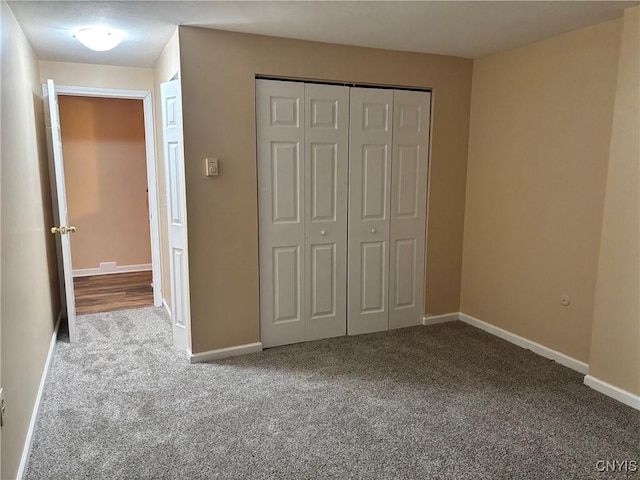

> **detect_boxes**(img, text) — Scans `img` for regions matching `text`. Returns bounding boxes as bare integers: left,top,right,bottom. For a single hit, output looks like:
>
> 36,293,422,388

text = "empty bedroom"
1,1,638,479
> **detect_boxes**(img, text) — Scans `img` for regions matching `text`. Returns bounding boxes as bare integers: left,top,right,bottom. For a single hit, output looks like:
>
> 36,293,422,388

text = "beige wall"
0,3,60,478
178,27,472,353
460,19,623,363
589,6,640,396
58,95,151,271
39,61,153,92
152,29,180,312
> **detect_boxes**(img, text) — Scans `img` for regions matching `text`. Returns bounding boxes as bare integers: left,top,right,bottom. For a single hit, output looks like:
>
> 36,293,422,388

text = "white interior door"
43,79,77,342
389,90,431,329
160,79,191,351
348,88,394,335
257,80,306,348
304,83,349,342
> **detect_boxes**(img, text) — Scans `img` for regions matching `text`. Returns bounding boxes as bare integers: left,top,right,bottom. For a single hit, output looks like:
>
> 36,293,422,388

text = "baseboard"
73,262,152,278
16,311,61,480
189,342,263,364
584,375,640,411
458,312,589,375
422,313,459,326
162,298,171,318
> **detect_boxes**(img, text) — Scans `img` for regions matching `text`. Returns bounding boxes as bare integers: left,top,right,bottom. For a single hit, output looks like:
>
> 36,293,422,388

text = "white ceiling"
8,1,637,67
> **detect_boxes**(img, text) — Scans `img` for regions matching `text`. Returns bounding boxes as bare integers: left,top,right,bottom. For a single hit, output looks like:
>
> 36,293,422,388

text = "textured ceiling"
7,1,637,67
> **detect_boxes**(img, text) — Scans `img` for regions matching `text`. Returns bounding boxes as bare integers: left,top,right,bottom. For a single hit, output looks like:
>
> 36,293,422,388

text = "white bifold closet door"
304,83,350,341
348,88,394,335
348,88,431,335
388,89,431,329
257,79,349,348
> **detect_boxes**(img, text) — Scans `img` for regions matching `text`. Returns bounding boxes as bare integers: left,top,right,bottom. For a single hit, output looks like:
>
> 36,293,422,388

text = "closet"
257,79,430,348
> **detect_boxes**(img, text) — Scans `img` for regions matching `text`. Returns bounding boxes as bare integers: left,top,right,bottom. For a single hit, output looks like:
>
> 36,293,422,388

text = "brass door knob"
50,226,76,234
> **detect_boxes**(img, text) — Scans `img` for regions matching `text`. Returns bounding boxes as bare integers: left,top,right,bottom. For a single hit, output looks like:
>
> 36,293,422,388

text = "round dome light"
72,27,123,52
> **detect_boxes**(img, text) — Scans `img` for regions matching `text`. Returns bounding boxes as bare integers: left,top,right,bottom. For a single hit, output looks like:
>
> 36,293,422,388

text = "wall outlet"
205,158,219,177
0,387,5,427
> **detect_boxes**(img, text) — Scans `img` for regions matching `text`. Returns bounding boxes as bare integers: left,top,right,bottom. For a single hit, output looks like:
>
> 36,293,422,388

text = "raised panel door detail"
361,145,388,220
361,241,386,313
273,246,301,324
396,146,419,218
398,104,421,130
311,143,337,222
168,142,182,226
394,239,416,308
271,142,300,224
165,97,177,127
363,102,389,131
311,244,336,318
171,247,185,327
270,96,299,127
311,99,338,128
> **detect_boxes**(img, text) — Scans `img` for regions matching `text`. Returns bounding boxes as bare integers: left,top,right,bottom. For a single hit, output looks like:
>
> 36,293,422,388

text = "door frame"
55,85,163,308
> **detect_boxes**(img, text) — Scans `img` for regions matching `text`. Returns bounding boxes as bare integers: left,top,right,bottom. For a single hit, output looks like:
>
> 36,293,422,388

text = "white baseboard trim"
73,262,152,278
458,312,589,375
422,313,459,326
17,311,61,480
189,342,263,364
584,375,640,411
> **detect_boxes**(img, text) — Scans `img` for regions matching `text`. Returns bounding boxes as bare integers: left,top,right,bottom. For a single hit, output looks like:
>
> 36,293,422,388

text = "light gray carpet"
26,307,639,479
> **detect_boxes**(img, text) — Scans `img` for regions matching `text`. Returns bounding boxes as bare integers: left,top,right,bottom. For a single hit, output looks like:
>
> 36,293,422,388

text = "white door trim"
55,85,163,308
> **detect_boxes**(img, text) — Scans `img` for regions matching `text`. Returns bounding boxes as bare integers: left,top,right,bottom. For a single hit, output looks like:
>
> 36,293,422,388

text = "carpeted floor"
25,307,639,479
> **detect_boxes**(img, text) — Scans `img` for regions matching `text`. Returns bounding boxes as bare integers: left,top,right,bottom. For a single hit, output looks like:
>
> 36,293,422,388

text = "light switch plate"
205,158,219,177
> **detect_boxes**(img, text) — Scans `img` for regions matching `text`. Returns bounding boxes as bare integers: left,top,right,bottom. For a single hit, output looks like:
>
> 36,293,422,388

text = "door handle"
51,226,77,235
320,230,326,236
370,228,377,234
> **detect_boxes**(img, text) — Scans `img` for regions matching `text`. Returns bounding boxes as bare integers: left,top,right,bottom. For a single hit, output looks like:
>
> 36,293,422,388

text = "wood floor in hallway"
73,271,154,315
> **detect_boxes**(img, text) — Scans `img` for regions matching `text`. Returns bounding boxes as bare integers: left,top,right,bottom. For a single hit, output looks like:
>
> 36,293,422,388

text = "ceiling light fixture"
72,26,124,52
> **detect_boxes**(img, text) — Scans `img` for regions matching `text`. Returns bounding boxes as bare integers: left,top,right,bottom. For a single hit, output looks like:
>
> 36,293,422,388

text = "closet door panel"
257,80,306,348
389,90,431,329
305,83,349,341
348,88,394,335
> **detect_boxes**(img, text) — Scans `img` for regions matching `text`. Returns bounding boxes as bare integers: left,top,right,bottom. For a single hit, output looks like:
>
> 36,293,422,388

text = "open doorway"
57,94,155,315
49,85,163,325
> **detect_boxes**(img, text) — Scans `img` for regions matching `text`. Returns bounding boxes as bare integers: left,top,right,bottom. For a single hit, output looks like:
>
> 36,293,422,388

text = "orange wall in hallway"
59,95,151,271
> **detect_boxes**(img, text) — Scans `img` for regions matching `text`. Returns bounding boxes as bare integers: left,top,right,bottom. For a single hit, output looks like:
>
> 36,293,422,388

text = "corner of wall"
587,4,640,397
457,57,479,314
